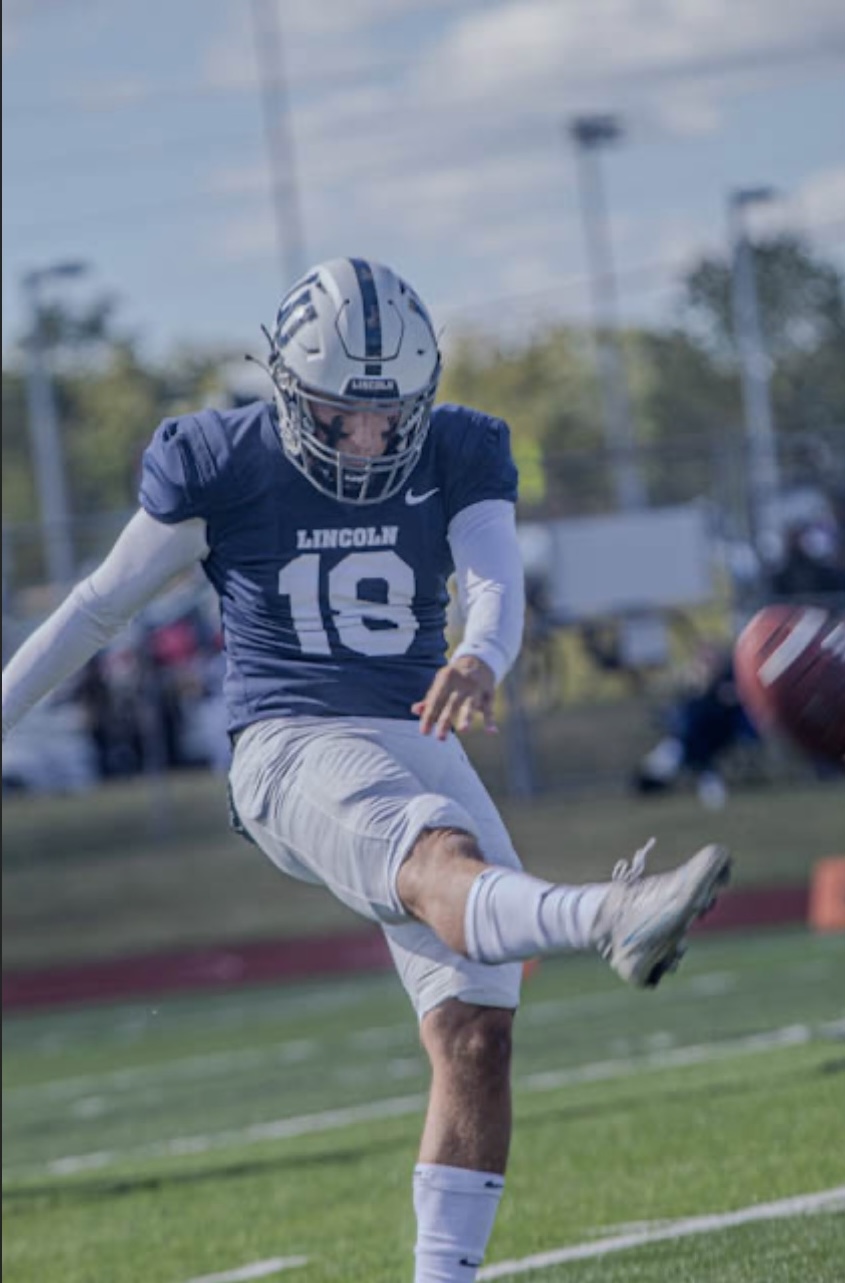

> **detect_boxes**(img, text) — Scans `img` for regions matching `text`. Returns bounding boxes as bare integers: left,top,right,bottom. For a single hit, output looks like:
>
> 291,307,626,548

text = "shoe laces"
611,836,656,884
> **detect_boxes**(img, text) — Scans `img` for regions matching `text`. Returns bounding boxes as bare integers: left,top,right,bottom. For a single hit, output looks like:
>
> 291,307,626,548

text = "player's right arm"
3,406,237,741
2,511,208,740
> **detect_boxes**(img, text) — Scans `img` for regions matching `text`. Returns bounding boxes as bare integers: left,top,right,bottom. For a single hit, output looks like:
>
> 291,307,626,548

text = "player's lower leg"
413,1001,512,1282
465,838,731,987
398,830,731,989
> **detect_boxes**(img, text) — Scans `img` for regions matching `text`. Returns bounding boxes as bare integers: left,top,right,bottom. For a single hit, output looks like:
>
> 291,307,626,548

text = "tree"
439,328,612,514
627,328,739,508
681,234,845,435
2,296,225,589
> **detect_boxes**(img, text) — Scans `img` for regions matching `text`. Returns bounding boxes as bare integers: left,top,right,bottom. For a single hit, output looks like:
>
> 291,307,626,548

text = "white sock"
464,867,607,963
413,1163,504,1282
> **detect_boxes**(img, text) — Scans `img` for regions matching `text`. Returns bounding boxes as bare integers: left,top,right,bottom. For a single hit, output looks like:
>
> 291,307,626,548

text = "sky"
3,0,845,368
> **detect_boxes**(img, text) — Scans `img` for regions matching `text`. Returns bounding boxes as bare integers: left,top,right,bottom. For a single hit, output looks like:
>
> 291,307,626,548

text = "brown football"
733,605,845,765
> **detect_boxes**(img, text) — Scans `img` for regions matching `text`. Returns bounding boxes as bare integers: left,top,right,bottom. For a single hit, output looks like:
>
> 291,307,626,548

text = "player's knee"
423,1001,513,1088
397,826,485,919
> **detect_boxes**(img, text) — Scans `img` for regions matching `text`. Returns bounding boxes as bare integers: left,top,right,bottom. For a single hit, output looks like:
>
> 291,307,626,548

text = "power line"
5,128,264,184
437,223,845,323
6,37,844,124
3,225,841,345
1,59,412,125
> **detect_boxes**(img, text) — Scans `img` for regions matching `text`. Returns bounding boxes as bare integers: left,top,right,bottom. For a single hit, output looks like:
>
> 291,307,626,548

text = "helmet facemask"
271,364,440,504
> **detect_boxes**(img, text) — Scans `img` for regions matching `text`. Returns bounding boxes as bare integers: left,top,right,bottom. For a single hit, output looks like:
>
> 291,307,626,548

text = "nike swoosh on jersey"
405,486,440,505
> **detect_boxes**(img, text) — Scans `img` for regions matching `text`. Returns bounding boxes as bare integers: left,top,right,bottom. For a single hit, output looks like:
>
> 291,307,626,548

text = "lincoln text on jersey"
295,526,400,550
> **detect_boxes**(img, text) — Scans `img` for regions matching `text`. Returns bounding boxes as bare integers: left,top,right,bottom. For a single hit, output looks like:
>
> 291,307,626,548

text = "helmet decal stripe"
349,258,382,365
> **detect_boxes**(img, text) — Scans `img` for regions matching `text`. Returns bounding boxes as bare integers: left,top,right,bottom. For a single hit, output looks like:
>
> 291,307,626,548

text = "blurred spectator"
769,520,845,605
1,690,98,794
632,642,759,810
74,652,140,778
521,571,561,708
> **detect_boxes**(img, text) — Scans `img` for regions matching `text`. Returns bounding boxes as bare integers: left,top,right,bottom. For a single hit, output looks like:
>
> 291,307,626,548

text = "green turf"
3,929,845,1282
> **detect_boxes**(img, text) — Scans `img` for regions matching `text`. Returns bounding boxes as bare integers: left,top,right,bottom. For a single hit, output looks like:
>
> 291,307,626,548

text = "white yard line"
46,1093,426,1176
478,1185,845,1278
3,974,394,1061
181,1257,308,1283
6,1040,321,1104
519,1021,815,1092
2,969,747,1104
24,1019,840,1179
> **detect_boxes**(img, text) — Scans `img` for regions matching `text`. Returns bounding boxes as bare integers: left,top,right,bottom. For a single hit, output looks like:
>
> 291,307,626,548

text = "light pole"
728,187,781,562
21,260,88,589
250,0,306,288
568,114,645,511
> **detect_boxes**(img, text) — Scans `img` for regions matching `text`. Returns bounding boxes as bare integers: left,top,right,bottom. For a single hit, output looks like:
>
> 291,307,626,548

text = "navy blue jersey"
139,401,518,731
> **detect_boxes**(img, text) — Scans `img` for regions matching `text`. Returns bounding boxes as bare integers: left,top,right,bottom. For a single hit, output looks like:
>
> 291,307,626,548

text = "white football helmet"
266,258,442,504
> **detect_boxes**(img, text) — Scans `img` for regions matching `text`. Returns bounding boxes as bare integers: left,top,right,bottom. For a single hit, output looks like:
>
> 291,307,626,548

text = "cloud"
207,208,277,264
3,0,843,362
415,0,845,136
194,0,845,314
756,166,845,237
2,0,103,61
425,0,845,93
200,0,452,93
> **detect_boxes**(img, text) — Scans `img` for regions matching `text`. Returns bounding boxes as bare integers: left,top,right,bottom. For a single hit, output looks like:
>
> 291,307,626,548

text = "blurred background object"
631,639,760,810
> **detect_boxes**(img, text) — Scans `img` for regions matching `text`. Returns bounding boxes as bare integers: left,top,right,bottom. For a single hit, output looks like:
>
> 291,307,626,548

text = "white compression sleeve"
2,510,208,737
448,500,525,684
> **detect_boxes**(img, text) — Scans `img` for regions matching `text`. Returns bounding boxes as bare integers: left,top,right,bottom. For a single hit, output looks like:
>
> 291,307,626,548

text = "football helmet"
266,258,442,504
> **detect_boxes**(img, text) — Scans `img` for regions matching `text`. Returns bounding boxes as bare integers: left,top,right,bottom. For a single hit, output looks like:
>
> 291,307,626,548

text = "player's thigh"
378,728,525,1018
384,721,524,874
229,718,479,923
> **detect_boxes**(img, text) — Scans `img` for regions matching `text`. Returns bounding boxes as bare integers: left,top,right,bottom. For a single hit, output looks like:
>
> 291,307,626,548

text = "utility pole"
21,262,88,589
569,114,645,511
250,0,306,288
728,187,781,562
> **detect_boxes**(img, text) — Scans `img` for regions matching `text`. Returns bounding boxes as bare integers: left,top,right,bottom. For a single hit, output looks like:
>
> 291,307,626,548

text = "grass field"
3,704,844,1279
4,928,845,1282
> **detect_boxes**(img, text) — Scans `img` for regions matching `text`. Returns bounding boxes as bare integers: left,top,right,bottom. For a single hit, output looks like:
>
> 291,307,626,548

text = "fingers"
412,665,498,739
435,690,463,741
456,687,496,735
479,691,498,735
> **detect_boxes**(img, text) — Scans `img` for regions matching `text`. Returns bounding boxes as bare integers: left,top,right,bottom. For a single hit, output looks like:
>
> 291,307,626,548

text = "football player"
2,258,731,1281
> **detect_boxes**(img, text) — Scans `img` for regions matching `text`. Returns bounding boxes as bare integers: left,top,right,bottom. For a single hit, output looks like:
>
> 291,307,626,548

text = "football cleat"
592,839,732,988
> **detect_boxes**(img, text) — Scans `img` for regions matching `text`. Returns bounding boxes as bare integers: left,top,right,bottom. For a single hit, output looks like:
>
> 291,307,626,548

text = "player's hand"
411,655,498,741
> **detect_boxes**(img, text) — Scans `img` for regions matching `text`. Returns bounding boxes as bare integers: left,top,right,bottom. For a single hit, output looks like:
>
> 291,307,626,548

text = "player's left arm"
413,499,525,739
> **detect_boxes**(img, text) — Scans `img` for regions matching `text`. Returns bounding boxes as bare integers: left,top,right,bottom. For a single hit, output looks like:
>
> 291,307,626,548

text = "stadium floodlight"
727,187,782,563
567,113,645,512
22,260,89,290
21,260,91,589
569,114,623,149
731,186,778,210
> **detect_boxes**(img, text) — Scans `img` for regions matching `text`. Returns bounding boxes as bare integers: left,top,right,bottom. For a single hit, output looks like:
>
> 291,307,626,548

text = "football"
733,605,845,765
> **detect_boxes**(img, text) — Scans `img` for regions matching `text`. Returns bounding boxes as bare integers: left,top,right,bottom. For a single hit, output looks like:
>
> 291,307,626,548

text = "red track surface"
2,883,809,1012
